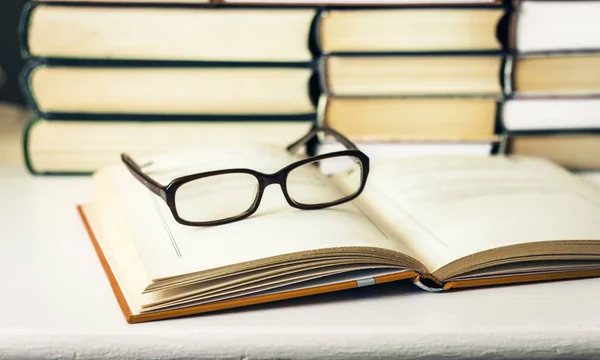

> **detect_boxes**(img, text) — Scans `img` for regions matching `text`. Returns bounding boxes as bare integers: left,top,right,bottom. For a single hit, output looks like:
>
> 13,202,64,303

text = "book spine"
19,2,37,59
498,52,508,96
308,6,322,58
22,116,39,175
316,94,328,128
315,94,329,146
503,54,515,98
496,6,510,52
313,10,325,55
308,71,321,111
506,0,520,52
317,55,330,96
493,96,504,140
501,128,600,157
20,59,42,117
493,131,509,155
492,51,508,152
412,274,445,292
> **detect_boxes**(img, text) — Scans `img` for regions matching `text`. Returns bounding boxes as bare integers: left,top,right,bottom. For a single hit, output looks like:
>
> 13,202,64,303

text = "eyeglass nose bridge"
258,171,298,209
261,171,286,187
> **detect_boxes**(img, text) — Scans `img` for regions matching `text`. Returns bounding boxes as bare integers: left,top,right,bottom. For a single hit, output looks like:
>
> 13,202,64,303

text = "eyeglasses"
122,127,369,227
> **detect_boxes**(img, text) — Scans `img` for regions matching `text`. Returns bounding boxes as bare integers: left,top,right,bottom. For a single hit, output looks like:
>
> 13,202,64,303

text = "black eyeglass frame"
121,127,370,227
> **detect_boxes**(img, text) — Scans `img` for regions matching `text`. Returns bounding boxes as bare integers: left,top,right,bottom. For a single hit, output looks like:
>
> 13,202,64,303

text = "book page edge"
77,204,419,324
444,270,600,290
78,204,136,323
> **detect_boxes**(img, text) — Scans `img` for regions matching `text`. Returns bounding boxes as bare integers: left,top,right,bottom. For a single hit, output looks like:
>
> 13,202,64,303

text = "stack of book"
21,2,318,174
315,2,507,162
20,0,509,175
502,0,600,170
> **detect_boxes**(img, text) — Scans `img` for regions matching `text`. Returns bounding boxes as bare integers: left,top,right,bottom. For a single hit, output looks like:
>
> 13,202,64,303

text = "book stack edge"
20,0,508,175
501,0,600,170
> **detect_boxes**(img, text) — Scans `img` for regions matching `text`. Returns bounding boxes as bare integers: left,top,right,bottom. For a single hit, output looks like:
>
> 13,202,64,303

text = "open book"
80,145,600,323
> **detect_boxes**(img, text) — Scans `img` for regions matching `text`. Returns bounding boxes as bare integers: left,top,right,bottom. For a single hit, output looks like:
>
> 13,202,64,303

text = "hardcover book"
22,62,317,120
23,118,314,174
503,98,600,131
501,97,600,170
507,53,600,97
317,95,499,142
23,4,316,62
503,132,600,171
510,0,600,53
81,146,600,323
503,1,600,170
320,54,504,96
317,7,506,53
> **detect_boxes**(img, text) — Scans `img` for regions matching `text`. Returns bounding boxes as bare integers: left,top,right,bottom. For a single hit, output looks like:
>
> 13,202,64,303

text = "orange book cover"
79,204,600,324
77,205,418,323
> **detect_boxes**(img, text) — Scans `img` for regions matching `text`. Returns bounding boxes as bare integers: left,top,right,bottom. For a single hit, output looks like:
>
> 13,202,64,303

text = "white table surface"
1,105,600,359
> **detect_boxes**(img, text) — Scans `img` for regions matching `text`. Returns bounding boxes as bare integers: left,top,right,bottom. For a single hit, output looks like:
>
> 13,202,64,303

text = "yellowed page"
29,6,314,61
336,156,600,272
514,54,600,95
319,9,503,53
31,67,314,115
97,145,417,281
28,120,313,173
323,97,497,142
325,55,502,96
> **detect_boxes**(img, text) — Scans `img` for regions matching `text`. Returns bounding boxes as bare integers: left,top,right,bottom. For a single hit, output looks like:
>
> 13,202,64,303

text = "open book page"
97,145,420,283
334,156,600,275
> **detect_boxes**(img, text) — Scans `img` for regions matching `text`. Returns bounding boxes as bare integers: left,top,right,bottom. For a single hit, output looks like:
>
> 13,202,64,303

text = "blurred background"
0,0,28,166
0,0,27,105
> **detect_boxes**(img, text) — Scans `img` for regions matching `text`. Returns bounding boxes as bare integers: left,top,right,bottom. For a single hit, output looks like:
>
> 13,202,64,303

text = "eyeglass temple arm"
286,127,359,154
121,153,164,197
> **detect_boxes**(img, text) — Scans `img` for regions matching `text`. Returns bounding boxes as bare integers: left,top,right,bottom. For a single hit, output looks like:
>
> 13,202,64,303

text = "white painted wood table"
1,105,600,359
